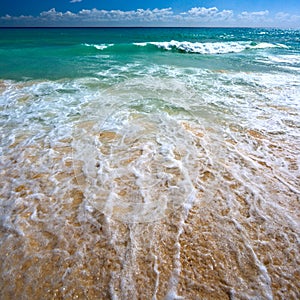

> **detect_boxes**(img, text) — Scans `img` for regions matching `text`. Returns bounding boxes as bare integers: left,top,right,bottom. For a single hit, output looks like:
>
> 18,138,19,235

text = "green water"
0,27,299,80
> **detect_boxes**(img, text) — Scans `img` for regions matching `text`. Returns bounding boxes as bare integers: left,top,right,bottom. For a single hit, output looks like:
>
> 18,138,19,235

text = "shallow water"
0,28,300,299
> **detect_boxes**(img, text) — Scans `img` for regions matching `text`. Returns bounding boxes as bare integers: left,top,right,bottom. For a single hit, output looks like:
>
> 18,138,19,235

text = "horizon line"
0,26,295,29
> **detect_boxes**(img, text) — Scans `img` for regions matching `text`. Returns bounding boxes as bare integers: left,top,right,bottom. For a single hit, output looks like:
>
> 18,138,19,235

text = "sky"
0,0,300,27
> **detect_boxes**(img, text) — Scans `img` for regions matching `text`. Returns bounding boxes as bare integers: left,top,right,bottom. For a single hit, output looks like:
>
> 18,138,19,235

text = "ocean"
0,27,299,299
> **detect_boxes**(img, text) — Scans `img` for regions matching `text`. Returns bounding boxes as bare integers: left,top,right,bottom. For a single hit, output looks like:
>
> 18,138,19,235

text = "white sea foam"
265,54,300,65
256,54,300,72
136,40,288,54
133,42,148,47
1,59,300,298
72,98,201,223
83,43,114,50
251,42,287,49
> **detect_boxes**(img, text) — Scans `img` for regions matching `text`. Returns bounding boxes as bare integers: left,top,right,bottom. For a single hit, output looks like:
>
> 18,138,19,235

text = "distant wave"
135,40,288,54
82,40,288,55
83,43,114,50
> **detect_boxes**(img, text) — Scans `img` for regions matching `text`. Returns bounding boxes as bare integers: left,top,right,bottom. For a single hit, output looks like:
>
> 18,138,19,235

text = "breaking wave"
141,40,288,54
83,40,288,55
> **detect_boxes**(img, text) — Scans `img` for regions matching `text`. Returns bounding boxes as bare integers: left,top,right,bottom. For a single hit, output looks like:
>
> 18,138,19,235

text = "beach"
0,27,299,299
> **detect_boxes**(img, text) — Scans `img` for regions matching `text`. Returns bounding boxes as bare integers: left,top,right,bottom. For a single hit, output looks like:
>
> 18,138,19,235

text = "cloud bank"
1,7,299,27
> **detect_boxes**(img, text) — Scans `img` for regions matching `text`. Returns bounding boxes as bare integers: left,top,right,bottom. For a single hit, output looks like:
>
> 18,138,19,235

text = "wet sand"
1,122,299,299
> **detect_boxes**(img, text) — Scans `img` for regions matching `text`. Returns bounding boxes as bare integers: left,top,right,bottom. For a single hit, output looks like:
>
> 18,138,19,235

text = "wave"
140,40,288,54
82,40,288,55
265,54,300,65
83,43,114,50
256,54,300,72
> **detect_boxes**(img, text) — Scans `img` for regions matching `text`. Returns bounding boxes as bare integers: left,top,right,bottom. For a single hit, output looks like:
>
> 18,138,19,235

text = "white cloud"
276,12,300,23
237,10,271,25
70,0,82,3
186,7,219,17
1,14,12,20
0,6,299,27
180,7,233,21
39,8,76,20
238,10,269,19
1,14,34,22
235,10,300,27
75,7,173,22
32,7,173,24
275,12,290,20
177,7,234,26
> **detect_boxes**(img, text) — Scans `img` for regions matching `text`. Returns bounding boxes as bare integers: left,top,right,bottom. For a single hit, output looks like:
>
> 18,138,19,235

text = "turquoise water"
1,28,300,80
0,28,300,299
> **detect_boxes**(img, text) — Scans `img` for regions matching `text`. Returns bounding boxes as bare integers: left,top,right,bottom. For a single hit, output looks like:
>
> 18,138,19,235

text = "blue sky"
1,0,300,27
